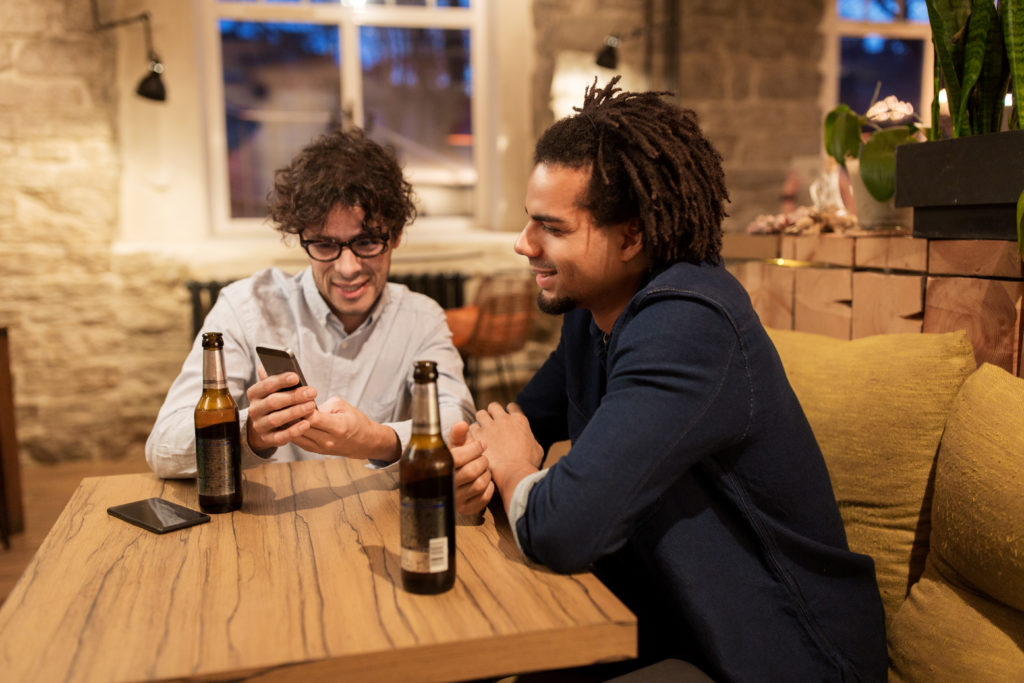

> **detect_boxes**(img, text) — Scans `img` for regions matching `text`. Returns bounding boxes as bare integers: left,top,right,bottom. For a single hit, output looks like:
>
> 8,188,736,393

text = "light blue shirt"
146,267,475,478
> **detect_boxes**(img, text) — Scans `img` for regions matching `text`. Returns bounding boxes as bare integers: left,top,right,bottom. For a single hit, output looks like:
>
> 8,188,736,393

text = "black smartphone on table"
108,498,210,534
255,345,309,391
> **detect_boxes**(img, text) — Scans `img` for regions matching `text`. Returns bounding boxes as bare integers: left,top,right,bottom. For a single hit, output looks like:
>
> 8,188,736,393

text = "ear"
391,232,403,250
619,220,644,262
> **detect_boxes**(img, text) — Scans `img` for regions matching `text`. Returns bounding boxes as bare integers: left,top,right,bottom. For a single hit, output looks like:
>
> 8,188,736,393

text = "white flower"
865,95,915,123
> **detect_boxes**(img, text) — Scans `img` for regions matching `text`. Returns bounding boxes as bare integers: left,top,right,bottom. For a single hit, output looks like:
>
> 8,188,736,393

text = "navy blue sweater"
515,261,887,682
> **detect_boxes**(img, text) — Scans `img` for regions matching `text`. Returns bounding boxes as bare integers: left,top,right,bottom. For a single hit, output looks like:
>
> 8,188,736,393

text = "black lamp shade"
596,44,618,69
136,63,166,102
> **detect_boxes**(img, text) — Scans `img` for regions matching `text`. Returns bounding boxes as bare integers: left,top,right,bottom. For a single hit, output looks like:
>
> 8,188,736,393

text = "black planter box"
894,129,1024,240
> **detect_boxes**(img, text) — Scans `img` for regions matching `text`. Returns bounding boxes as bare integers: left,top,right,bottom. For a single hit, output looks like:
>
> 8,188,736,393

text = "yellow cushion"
888,363,1024,680
887,556,1024,682
766,328,976,629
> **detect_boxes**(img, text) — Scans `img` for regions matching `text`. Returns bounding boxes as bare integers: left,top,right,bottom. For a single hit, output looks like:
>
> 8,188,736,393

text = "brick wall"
532,0,826,231
0,0,190,462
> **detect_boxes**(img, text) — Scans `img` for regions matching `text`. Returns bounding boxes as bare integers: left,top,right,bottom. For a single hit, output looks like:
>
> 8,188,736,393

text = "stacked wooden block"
724,232,1024,378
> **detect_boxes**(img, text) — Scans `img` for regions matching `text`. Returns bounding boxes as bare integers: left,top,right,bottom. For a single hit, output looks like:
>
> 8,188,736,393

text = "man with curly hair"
454,78,887,681
147,129,474,478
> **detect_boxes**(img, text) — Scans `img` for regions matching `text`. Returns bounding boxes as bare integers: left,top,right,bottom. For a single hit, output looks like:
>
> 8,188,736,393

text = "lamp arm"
90,0,159,62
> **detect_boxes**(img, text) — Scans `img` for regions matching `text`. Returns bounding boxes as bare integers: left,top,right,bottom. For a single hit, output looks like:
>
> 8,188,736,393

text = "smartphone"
108,498,211,534
256,345,309,391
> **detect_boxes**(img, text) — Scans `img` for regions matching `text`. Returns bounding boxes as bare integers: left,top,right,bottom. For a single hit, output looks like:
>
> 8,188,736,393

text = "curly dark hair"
534,76,729,267
267,128,416,241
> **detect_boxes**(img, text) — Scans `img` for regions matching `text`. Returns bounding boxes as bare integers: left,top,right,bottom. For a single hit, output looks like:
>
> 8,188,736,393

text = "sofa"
766,328,1024,681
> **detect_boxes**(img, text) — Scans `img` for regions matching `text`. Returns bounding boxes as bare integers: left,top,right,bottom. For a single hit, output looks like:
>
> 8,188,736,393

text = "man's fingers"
455,453,489,481
448,421,470,447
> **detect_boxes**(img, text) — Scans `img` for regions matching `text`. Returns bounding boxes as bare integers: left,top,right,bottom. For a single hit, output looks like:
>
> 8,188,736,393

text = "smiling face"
514,163,648,332
307,204,398,333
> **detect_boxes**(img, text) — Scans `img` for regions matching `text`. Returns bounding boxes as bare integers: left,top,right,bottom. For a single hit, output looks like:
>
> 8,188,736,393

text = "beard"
537,291,577,316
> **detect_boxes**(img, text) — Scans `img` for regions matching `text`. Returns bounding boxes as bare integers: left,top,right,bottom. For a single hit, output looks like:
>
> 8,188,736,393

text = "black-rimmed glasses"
300,234,390,261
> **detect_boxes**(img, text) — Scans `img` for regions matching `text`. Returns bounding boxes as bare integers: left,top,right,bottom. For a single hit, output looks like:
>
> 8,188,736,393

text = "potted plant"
824,92,926,221
893,0,1024,242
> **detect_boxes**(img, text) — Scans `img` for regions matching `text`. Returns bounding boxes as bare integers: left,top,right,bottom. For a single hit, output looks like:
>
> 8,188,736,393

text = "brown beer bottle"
194,331,242,513
400,360,456,594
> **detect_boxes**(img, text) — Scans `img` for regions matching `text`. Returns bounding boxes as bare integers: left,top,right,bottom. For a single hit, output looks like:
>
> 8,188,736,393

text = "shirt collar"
299,267,390,336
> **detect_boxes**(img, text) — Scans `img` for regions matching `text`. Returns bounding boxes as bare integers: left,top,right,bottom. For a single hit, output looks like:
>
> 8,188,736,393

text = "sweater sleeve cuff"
508,469,550,555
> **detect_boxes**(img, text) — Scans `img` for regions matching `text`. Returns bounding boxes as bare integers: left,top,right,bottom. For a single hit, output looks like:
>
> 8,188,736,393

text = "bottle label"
197,438,237,496
400,495,449,573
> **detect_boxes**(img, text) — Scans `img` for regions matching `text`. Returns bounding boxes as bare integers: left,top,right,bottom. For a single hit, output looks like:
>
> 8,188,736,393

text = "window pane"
837,0,927,23
839,35,924,115
220,21,342,218
360,26,473,217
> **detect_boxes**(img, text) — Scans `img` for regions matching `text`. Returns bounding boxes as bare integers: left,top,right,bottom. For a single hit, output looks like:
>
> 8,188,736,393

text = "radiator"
186,273,467,340
389,272,467,309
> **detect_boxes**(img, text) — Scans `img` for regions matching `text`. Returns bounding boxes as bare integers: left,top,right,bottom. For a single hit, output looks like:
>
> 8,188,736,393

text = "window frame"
198,0,490,237
821,2,934,126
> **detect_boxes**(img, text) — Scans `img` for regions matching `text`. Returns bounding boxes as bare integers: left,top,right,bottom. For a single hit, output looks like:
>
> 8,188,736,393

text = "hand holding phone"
256,345,309,391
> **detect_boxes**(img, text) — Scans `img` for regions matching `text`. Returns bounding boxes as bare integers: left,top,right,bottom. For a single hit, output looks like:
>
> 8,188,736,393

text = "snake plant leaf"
824,104,863,169
1017,188,1024,262
858,127,917,203
927,0,971,136
1006,0,1024,129
958,0,997,134
970,0,1008,134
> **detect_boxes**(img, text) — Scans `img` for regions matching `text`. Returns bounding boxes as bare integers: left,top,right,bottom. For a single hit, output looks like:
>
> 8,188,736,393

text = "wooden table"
0,459,636,682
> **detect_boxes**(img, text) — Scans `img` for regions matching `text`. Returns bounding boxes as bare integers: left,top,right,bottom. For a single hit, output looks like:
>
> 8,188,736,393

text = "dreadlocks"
534,76,729,268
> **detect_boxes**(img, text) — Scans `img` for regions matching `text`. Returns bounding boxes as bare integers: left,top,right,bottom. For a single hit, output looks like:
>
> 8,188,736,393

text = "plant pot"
846,159,913,231
894,129,1024,240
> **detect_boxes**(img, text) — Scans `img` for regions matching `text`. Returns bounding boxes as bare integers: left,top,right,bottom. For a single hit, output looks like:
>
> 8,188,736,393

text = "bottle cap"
202,331,224,349
413,360,438,382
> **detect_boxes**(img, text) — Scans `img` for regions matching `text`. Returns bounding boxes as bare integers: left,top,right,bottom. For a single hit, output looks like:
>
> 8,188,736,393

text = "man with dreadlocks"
452,77,887,681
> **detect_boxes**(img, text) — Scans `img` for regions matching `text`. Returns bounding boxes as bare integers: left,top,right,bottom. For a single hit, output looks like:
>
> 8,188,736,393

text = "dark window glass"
220,21,342,218
839,35,924,115
360,26,473,216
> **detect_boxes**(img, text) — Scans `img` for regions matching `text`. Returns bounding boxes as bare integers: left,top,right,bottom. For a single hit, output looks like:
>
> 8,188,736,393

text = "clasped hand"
450,402,544,516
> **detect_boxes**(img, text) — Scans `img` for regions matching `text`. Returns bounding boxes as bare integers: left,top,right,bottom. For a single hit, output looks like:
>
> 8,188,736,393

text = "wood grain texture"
789,234,856,267
928,240,1024,278
854,236,928,272
794,267,852,339
0,459,636,682
924,276,1024,376
852,272,925,338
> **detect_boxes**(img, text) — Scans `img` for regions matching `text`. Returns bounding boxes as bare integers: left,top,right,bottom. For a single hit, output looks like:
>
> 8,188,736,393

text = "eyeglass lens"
303,236,387,261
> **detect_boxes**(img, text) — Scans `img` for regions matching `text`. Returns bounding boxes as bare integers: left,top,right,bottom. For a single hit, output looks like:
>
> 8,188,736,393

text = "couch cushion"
888,363,1024,681
766,329,976,629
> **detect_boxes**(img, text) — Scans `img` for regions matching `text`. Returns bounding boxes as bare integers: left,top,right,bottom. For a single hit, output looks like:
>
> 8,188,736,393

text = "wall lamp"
90,0,166,102
595,29,644,70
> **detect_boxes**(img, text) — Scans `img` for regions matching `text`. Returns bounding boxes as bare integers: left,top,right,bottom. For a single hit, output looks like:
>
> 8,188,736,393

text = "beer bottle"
400,360,456,594
194,331,242,513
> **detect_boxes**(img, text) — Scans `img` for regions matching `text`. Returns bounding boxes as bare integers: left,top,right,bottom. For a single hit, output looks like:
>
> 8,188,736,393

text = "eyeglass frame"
299,230,391,262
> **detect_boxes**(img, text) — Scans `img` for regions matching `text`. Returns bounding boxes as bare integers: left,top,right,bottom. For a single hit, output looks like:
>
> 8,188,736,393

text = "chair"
0,328,24,550
445,273,537,404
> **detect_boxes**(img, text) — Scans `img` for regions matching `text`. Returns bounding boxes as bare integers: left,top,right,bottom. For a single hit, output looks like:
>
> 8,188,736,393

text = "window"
201,0,483,235
825,0,933,121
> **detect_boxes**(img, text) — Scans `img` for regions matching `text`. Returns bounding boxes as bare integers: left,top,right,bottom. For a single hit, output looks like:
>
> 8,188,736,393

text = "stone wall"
0,0,191,463
532,0,826,231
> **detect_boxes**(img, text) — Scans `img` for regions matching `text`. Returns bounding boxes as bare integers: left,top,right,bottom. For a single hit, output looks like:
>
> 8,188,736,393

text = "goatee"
537,292,576,316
